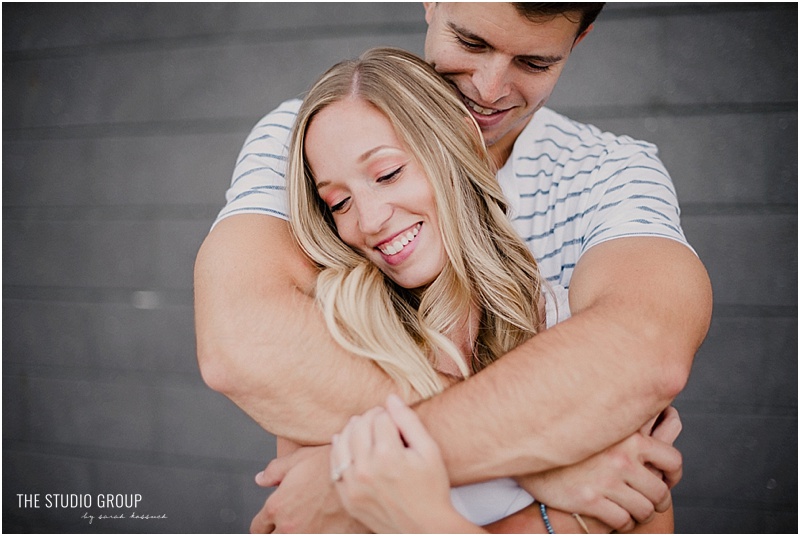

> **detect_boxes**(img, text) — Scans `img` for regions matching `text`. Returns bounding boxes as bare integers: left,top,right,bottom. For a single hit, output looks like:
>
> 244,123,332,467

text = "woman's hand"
516,407,683,532
330,394,483,533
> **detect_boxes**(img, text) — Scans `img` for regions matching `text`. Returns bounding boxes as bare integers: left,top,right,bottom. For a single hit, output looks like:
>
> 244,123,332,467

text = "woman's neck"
436,303,482,379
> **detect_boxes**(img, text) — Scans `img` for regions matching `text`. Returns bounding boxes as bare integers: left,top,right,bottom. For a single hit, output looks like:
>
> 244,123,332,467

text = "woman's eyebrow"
315,145,401,189
358,145,394,163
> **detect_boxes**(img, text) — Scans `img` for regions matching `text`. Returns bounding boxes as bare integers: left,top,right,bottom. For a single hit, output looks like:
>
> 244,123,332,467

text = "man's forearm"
417,308,666,484
198,221,711,482
416,238,712,485
195,215,399,443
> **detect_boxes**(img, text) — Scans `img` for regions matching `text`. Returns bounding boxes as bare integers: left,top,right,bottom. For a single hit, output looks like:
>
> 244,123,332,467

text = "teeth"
466,99,498,116
379,224,420,256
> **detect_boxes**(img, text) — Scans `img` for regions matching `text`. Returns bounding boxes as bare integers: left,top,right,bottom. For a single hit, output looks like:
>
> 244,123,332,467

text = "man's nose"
473,56,511,104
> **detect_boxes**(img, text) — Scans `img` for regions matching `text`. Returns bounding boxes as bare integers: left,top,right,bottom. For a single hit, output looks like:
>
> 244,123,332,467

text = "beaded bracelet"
539,503,555,534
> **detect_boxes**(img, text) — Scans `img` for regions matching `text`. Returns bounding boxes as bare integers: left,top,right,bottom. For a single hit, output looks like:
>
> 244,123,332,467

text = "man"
194,3,712,532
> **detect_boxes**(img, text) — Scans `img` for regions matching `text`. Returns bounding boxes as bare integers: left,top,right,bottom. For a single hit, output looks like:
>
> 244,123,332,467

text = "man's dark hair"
512,3,605,38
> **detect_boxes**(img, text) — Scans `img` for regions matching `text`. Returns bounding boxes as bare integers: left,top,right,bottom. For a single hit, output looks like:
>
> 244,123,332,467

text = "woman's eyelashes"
377,165,404,183
328,166,405,213
330,197,350,213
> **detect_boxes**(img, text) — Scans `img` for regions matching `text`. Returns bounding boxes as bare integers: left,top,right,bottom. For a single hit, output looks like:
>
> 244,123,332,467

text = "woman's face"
305,98,447,290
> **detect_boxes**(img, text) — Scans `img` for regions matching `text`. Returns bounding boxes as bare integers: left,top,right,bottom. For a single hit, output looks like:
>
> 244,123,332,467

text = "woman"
289,47,547,400
286,47,676,533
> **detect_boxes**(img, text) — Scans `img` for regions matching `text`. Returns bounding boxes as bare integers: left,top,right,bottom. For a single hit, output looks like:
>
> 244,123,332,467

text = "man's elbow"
658,352,692,403
634,320,695,406
650,262,713,402
196,338,237,396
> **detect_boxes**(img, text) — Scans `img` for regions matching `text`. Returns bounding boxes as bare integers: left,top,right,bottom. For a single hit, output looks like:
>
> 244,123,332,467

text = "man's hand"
516,407,683,532
251,445,367,533
641,405,683,487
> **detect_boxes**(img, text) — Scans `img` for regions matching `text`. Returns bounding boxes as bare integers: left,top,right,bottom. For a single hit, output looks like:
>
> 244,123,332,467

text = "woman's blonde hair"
288,47,544,399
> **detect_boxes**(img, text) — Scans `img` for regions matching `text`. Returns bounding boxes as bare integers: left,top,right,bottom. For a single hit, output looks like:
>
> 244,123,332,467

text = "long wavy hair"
288,47,544,399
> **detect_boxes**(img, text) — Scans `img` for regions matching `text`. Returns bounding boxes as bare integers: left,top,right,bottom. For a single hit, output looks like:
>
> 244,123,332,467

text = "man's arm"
242,236,709,533
197,217,710,472
194,214,401,444
416,237,712,484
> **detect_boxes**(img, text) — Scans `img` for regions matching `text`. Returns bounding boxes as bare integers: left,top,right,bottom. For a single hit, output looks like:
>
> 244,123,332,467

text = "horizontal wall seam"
3,22,426,62
2,203,795,222
4,4,793,62
674,401,798,418
3,438,263,474
3,285,194,306
2,362,201,385
674,495,798,511
2,204,221,221
4,103,796,140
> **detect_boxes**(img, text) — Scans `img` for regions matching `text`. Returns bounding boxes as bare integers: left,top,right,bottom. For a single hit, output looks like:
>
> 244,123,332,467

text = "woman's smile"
305,98,447,290
377,223,421,261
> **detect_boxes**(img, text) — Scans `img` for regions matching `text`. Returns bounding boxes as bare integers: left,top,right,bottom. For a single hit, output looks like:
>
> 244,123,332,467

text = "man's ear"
423,2,436,25
572,23,594,49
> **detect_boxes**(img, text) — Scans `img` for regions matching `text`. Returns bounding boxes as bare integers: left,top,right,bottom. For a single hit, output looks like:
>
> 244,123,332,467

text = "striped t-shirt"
215,99,690,289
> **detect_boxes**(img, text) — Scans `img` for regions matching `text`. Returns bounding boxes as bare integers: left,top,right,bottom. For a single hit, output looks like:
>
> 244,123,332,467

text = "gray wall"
3,3,796,533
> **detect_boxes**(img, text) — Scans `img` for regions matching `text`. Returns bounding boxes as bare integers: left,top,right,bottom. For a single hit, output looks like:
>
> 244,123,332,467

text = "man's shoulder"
518,107,659,161
252,98,303,130
239,98,303,151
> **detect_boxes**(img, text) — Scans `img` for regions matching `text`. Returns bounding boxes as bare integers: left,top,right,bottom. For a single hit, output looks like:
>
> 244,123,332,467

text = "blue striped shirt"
215,100,691,289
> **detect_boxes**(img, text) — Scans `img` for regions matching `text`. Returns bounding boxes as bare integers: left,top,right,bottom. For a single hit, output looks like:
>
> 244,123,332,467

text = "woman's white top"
449,283,571,526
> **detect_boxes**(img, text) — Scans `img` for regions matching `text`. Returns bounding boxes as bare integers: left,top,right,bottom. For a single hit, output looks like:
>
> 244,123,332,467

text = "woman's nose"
355,195,392,236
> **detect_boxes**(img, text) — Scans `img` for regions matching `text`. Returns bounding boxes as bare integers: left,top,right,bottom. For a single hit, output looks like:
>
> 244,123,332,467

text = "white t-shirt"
449,284,571,526
215,100,692,291
215,99,693,525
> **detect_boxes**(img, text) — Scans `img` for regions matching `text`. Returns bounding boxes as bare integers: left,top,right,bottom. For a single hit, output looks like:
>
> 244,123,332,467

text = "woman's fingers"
347,407,381,460
372,406,404,453
330,432,352,483
384,394,440,457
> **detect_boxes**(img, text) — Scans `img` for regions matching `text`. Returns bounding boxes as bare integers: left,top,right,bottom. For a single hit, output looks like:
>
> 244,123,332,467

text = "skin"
307,98,447,291
330,397,477,534
194,2,713,532
423,3,592,165
307,100,681,531
301,94,683,532
331,396,680,534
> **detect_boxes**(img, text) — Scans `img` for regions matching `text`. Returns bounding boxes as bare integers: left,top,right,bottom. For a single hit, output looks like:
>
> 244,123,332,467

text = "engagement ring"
331,461,351,482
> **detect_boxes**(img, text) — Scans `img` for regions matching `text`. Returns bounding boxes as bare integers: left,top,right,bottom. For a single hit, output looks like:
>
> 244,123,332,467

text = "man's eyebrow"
449,21,492,47
448,21,565,64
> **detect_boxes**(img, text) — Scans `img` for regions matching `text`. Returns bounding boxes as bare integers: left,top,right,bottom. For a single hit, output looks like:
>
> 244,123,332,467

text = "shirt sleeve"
212,98,302,229
579,138,694,255
545,283,572,329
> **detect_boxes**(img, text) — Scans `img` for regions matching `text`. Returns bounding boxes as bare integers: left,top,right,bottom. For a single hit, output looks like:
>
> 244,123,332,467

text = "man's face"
424,3,588,160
